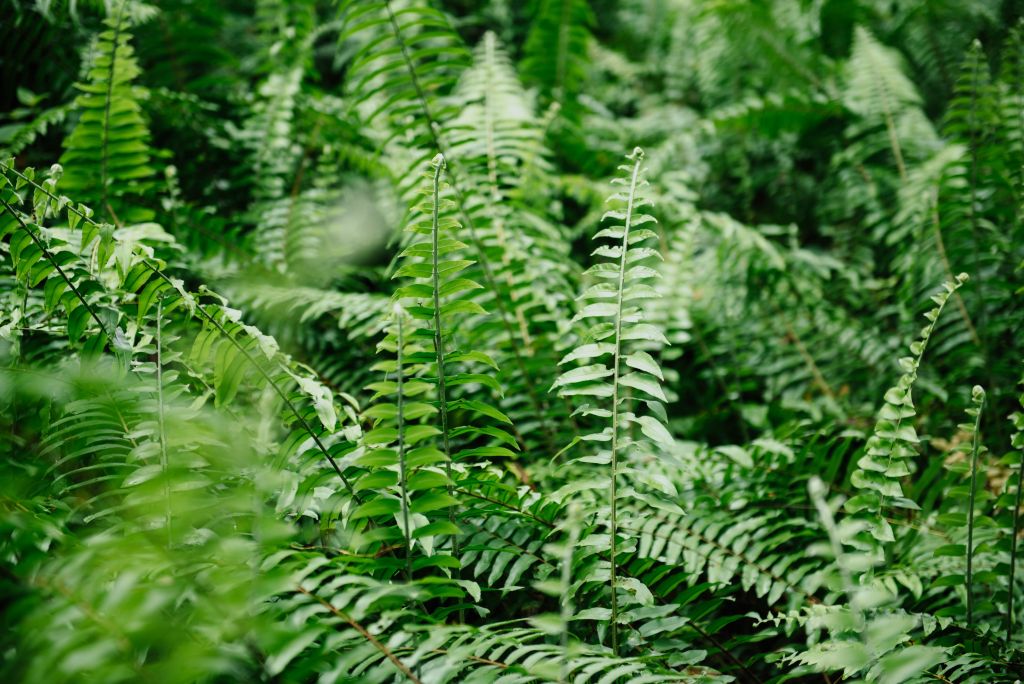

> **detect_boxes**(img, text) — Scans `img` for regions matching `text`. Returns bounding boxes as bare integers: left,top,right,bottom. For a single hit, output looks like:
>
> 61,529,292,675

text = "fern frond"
520,0,594,109
844,273,969,551
554,146,672,654
844,27,927,181
58,4,155,224
1,163,364,513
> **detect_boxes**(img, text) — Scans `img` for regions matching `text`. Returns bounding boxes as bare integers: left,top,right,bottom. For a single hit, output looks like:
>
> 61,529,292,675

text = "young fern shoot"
553,147,671,655
844,273,969,552
964,385,986,627
1008,377,1024,643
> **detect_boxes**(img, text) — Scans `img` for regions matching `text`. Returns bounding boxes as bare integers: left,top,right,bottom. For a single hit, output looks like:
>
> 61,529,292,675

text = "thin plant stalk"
1008,375,1024,646
1007,443,1023,644
608,148,644,655
966,385,985,627
429,154,460,616
395,305,412,582
156,296,171,548
560,503,581,683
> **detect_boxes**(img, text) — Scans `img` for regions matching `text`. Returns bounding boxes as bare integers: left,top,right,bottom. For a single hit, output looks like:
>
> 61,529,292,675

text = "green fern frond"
58,4,155,225
844,27,928,182
553,146,671,654
844,273,969,550
521,0,594,110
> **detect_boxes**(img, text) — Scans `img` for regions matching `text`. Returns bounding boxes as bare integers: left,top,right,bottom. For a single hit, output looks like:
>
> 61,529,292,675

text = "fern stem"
607,148,644,656
966,386,985,628
1008,430,1024,644
683,613,761,684
191,299,362,498
480,33,526,347
454,486,555,529
878,280,961,511
879,77,908,183
429,155,460,609
778,306,836,402
295,586,423,684
478,33,557,450
156,296,171,548
560,503,581,683
395,305,413,582
967,51,984,343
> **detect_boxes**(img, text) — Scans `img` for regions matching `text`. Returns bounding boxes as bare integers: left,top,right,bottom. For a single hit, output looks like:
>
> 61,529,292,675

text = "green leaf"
636,415,673,445
875,646,946,684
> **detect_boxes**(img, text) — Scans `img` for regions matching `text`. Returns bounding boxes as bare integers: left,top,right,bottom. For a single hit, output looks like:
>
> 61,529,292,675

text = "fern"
843,273,968,551
844,27,926,182
340,2,562,446
553,146,671,654
964,385,987,626
520,0,594,110
446,31,578,449
780,476,947,683
58,3,155,225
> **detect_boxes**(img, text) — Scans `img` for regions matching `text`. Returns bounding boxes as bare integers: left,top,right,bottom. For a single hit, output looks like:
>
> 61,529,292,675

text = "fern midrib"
868,43,908,183
966,393,984,627
878,289,955,513
395,308,412,582
965,53,988,358
429,157,459,586
929,189,981,347
480,34,534,351
295,585,423,684
607,152,643,657
478,34,559,451
0,196,111,340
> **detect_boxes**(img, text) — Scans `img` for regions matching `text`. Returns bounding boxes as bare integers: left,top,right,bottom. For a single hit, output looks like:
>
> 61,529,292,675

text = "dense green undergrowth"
2,0,1024,682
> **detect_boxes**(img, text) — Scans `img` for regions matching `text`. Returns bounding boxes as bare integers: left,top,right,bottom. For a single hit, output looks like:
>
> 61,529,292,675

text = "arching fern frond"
843,273,969,552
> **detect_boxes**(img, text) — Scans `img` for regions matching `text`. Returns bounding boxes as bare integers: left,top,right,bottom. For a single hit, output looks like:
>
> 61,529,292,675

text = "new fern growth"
844,273,969,551
964,384,986,627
